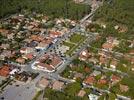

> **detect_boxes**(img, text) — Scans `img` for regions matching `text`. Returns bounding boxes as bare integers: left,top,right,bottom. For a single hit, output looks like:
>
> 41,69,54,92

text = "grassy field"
63,41,76,56
63,41,75,48
70,34,86,43
63,34,87,56
66,44,78,56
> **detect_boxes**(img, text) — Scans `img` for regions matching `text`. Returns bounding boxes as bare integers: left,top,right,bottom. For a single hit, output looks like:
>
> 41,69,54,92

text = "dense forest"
93,0,134,30
0,0,91,20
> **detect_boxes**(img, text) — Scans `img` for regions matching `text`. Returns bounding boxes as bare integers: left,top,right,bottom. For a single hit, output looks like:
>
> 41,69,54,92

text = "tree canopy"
0,0,91,20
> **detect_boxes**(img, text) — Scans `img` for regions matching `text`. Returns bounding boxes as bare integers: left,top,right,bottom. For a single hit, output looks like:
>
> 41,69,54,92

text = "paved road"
56,33,97,74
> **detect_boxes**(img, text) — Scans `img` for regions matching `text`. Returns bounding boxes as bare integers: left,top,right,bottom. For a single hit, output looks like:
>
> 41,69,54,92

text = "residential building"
83,76,95,85
52,80,64,90
38,78,49,88
16,57,25,64
119,84,129,92
77,90,86,97
0,65,10,77
33,53,63,72
79,49,90,61
111,75,121,84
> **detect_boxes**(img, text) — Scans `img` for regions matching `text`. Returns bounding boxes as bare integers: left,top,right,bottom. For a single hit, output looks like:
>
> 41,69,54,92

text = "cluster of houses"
0,64,38,82
83,72,122,88
0,13,77,72
68,60,126,92
79,36,134,71
37,77,65,91
0,64,20,77
58,39,132,98
14,71,39,82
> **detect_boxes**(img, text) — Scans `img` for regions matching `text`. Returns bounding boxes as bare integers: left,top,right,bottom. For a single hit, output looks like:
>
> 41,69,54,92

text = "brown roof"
36,63,54,71
120,84,129,92
51,56,62,68
52,80,64,90
38,54,62,70
97,79,107,85
77,90,86,97
20,48,26,52
50,31,61,37
129,49,134,55
0,65,10,77
0,29,9,33
16,57,25,64
84,76,95,85
23,53,34,60
74,73,83,79
30,35,44,42
38,78,49,88
102,43,114,50
131,58,134,64
42,38,52,44
29,22,40,27
111,75,120,82
84,67,90,73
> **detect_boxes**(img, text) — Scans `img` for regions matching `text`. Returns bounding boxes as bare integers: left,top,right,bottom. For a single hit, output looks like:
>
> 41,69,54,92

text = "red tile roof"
37,54,62,71
102,43,114,50
51,56,62,68
111,75,120,82
52,80,64,90
20,48,26,52
0,29,9,33
38,78,49,88
36,63,54,71
50,31,61,35
84,67,90,73
30,35,44,42
98,79,107,85
49,31,62,38
23,53,34,60
16,57,25,64
84,76,95,85
0,65,10,77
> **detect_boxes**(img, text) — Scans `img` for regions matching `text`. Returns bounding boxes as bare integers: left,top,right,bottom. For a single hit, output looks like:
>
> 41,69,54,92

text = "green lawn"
64,82,81,96
70,34,86,43
63,34,87,56
63,41,76,56
32,90,42,100
63,41,75,48
66,45,78,56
